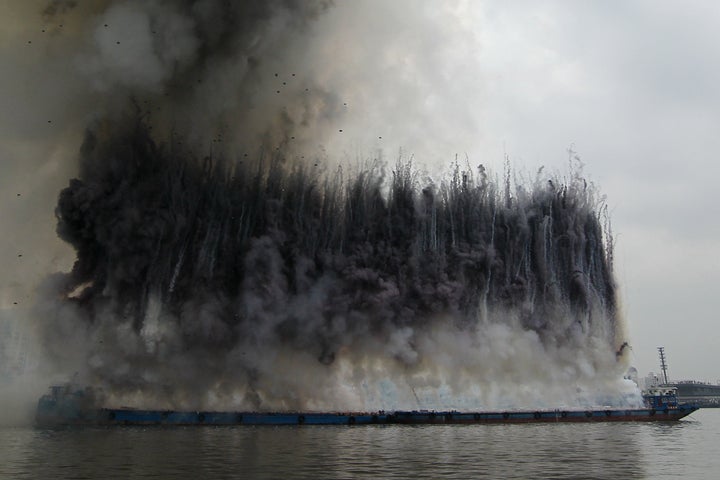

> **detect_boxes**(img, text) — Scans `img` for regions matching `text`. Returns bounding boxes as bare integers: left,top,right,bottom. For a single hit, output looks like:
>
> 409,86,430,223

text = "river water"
1,409,718,479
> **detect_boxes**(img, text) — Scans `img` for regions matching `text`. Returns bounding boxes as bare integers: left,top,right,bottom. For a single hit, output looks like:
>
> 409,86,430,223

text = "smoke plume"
13,1,638,411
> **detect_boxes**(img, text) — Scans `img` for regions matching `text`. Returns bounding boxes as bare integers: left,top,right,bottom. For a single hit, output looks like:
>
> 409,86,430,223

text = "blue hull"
36,406,698,426
35,385,699,426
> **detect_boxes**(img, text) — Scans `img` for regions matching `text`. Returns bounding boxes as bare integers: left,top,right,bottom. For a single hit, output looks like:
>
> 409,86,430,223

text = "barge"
35,385,698,426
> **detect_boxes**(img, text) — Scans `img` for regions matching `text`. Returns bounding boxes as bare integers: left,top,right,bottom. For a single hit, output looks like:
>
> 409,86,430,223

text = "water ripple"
1,410,717,479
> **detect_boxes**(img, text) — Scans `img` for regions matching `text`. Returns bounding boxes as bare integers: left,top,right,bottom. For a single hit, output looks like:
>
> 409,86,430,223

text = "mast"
658,346,669,384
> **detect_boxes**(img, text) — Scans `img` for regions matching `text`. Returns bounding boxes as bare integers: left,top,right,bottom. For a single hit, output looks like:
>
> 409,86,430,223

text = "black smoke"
34,0,633,410
46,115,623,409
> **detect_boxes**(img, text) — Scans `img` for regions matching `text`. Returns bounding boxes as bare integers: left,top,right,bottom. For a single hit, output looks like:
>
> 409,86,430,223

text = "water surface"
1,409,717,479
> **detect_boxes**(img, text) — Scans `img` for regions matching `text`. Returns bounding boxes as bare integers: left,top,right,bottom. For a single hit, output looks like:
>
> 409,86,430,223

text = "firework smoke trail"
26,0,638,411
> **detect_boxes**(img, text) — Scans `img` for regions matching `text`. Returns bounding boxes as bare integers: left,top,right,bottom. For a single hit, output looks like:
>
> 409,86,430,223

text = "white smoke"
0,1,639,418
81,2,200,93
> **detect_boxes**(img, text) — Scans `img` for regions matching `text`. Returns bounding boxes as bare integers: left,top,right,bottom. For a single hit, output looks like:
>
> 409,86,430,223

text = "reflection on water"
1,410,717,479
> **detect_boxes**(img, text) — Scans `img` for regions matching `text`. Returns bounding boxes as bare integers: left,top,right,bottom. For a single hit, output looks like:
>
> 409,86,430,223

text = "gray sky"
2,0,718,384
471,0,720,382
309,0,720,382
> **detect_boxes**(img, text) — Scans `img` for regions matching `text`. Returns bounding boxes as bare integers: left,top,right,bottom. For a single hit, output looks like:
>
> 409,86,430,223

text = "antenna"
658,346,669,384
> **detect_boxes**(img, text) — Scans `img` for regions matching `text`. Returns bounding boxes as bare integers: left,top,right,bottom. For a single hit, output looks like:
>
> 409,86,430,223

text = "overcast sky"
300,0,720,382
479,0,720,382
2,0,718,383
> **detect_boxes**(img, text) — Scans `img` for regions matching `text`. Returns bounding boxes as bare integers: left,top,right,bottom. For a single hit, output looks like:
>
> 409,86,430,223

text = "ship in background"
639,347,720,408
671,381,720,407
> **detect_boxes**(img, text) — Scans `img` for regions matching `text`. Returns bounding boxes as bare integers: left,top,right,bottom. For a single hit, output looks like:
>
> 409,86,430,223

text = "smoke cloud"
3,1,638,412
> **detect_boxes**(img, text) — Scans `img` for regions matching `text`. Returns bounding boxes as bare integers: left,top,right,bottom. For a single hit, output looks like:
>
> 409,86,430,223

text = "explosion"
30,0,637,411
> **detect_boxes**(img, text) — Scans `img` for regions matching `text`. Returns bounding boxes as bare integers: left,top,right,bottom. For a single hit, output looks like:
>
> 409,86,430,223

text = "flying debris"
46,116,625,411
34,0,631,413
